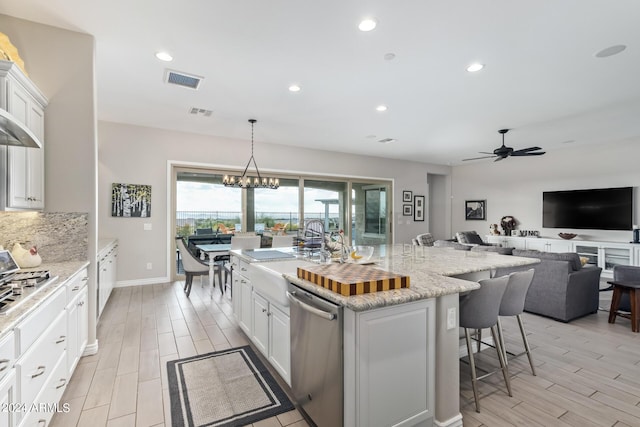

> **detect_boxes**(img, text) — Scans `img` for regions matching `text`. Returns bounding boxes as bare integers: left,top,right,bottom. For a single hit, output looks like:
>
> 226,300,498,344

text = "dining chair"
231,235,261,250
459,275,511,412
271,235,293,248
496,269,536,375
176,237,221,297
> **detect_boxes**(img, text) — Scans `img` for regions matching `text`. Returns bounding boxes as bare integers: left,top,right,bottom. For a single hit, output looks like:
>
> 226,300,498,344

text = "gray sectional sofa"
494,249,602,322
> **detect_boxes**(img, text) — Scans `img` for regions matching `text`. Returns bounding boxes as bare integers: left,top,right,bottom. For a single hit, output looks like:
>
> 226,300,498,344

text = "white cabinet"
0,60,48,210
525,238,571,253
98,241,118,319
0,332,15,427
231,256,253,336
344,299,435,427
251,292,291,385
0,370,16,427
66,268,89,376
575,242,633,277
230,255,291,385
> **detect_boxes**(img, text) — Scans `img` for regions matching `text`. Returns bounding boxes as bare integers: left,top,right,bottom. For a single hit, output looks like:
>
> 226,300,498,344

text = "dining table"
196,243,232,291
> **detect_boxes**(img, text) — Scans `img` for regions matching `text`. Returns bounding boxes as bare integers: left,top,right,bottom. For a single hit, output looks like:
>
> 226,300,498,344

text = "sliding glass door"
171,166,392,278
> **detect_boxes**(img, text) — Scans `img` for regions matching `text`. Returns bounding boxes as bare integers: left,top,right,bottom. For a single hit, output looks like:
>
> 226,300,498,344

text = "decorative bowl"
351,245,374,262
558,233,577,240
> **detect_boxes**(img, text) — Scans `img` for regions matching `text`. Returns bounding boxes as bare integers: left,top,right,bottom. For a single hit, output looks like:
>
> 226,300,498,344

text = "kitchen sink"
249,259,315,307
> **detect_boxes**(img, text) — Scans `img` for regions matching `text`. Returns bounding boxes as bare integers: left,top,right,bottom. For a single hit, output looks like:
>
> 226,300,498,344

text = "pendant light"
223,119,280,189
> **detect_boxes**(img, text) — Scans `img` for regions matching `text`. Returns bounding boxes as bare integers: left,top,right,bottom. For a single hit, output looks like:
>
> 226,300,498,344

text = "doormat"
167,345,294,427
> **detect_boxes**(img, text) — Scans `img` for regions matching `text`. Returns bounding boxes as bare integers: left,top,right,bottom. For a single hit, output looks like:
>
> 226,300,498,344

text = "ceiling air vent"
164,69,203,90
189,107,213,117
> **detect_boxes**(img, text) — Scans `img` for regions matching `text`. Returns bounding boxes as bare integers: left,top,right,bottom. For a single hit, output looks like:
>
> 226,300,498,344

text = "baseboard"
115,276,170,287
435,413,463,427
83,340,99,356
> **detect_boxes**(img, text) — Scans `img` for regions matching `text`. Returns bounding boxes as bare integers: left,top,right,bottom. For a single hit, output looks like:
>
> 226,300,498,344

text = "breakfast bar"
230,244,539,427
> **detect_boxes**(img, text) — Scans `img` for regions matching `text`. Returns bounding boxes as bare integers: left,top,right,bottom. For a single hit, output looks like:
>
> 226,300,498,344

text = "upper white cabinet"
0,60,48,210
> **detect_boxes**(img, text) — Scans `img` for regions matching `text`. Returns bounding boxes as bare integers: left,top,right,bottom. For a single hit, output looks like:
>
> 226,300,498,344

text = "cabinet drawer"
17,312,66,408
66,269,88,303
0,333,14,382
16,288,66,355
20,353,67,427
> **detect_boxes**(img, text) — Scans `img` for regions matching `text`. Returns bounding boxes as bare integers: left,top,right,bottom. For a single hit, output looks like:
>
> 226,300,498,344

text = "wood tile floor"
50,279,309,427
51,279,640,427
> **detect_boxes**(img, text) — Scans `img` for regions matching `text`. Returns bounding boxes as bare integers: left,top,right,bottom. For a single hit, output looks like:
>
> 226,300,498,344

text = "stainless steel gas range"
0,270,58,315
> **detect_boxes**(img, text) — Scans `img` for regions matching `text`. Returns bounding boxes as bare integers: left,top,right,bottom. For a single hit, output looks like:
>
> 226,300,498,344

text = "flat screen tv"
542,187,633,230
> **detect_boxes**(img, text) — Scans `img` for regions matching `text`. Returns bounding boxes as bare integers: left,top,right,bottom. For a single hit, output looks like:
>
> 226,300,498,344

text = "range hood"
0,108,42,148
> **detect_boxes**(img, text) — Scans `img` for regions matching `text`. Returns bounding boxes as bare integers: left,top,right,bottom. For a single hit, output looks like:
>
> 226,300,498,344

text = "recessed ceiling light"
595,44,626,58
288,84,301,92
466,63,484,72
358,18,377,32
376,105,388,112
155,51,173,62
365,135,377,139
378,138,396,144
384,53,396,61
561,139,576,144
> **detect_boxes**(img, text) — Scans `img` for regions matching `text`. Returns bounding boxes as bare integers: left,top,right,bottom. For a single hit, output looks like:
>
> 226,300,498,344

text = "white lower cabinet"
344,299,435,427
0,370,16,427
98,242,117,320
15,310,66,426
65,269,89,376
238,276,253,336
0,265,90,427
0,332,16,427
250,292,291,385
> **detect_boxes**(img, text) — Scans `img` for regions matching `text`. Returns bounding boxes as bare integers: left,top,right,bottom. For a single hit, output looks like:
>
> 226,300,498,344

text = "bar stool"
459,275,511,412
607,280,640,332
497,269,536,375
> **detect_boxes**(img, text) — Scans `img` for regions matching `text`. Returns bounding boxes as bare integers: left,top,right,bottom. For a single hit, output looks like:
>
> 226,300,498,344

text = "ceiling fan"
462,129,545,162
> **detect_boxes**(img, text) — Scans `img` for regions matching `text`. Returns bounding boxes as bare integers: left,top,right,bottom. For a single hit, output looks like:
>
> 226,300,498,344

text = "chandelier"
223,119,280,189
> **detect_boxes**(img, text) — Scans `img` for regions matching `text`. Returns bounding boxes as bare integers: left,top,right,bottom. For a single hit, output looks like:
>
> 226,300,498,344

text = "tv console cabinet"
485,235,640,278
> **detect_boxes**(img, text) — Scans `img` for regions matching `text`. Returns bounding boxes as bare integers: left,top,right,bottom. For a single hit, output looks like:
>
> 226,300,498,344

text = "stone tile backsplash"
0,212,88,262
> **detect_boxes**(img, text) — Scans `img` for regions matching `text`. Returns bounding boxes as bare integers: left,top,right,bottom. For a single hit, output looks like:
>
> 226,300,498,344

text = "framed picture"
112,183,152,217
414,195,425,221
403,190,413,202
465,200,486,220
403,204,412,216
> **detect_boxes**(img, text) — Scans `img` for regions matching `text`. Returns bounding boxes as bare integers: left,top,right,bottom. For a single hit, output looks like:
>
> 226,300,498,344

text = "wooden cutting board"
297,263,410,296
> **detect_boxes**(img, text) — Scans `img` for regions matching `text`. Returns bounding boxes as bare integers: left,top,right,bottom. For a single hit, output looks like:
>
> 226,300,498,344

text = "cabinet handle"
31,365,46,378
37,420,46,426
71,286,80,291
82,277,88,282
241,267,247,272
262,308,267,313
0,359,9,372
56,335,66,344
241,280,247,284
56,378,67,389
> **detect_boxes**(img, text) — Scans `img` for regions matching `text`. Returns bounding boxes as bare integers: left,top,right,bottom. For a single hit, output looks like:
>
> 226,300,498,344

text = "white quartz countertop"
233,244,539,312
0,260,89,337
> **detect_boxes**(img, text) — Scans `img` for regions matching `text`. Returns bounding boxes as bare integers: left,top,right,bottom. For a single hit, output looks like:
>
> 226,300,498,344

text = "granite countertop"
0,260,89,337
276,244,539,312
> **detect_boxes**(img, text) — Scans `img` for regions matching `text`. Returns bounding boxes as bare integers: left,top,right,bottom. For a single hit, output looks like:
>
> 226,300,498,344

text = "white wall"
98,121,450,283
0,15,98,347
451,138,640,243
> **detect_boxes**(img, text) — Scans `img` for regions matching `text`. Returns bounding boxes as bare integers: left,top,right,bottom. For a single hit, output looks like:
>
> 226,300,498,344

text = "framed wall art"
112,183,152,217
465,200,486,220
414,195,425,221
403,190,413,202
403,204,412,216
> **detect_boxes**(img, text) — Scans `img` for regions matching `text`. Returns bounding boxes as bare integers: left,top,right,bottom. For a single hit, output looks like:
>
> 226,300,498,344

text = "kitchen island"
231,245,539,427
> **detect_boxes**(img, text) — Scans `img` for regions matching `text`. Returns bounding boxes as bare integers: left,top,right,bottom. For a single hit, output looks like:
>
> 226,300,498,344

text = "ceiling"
3,0,640,165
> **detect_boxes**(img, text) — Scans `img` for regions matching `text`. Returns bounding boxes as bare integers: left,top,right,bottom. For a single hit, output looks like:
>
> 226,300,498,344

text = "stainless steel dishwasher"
287,282,343,427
